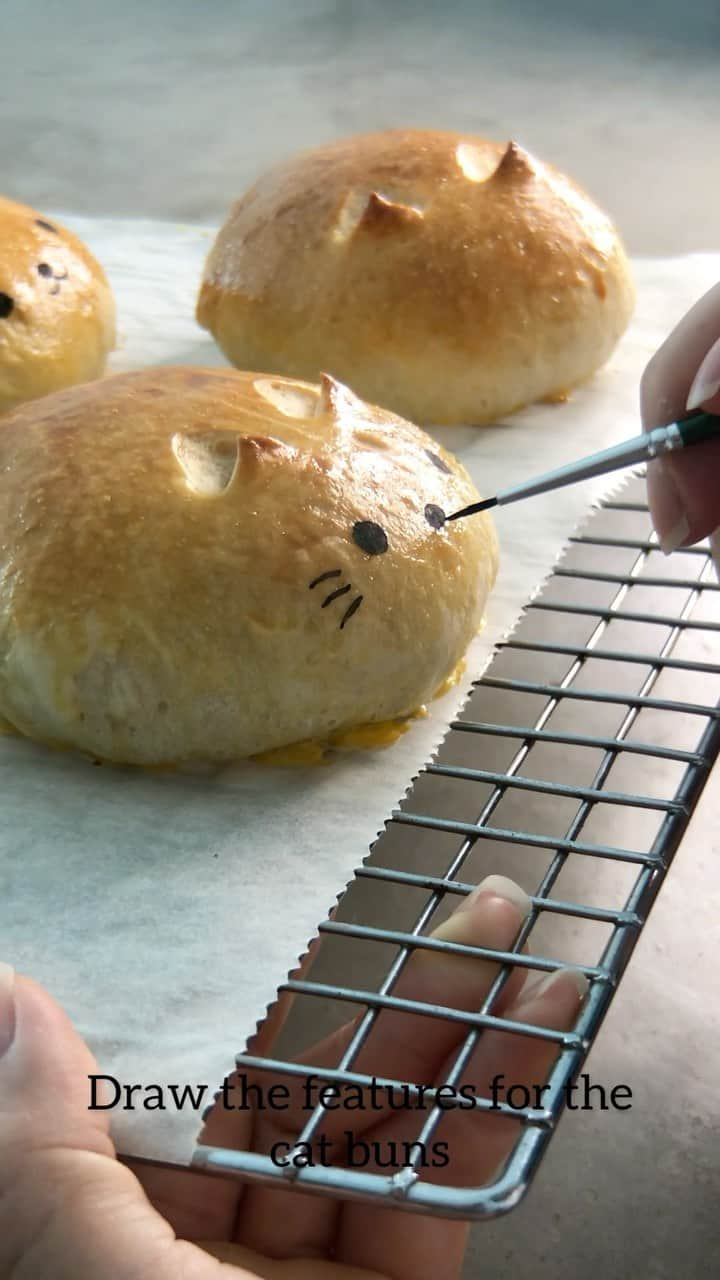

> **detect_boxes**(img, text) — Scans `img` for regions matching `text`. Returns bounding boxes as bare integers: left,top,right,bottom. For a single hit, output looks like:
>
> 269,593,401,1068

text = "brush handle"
493,410,720,508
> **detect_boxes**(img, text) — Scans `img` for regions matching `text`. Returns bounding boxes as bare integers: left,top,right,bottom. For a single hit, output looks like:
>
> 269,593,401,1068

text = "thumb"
0,962,222,1280
0,961,114,1166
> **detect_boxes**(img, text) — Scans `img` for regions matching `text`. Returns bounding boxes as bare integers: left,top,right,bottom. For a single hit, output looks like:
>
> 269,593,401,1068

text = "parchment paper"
2,218,718,1161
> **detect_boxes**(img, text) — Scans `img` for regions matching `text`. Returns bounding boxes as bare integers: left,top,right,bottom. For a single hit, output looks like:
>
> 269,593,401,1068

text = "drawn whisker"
309,569,363,629
340,595,363,629
322,583,351,608
309,568,342,589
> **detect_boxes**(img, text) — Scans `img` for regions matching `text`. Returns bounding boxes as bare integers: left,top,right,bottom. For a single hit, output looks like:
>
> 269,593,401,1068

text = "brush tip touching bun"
0,196,115,413
0,365,497,765
197,128,634,426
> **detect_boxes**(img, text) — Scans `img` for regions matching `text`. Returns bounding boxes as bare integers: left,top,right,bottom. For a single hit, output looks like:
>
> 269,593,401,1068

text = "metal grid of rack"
193,473,720,1218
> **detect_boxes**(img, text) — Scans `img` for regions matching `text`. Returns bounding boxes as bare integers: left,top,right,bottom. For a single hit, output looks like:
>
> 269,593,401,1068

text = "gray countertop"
2,0,719,256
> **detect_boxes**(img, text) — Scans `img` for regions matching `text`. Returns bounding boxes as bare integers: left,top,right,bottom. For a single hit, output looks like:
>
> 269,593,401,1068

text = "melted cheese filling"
251,659,467,767
0,658,469,769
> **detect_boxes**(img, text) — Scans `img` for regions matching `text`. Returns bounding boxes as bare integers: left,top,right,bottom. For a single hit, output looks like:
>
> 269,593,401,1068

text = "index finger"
640,281,720,551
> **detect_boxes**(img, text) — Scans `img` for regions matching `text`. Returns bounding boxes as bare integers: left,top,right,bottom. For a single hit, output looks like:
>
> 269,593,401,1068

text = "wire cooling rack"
193,473,720,1218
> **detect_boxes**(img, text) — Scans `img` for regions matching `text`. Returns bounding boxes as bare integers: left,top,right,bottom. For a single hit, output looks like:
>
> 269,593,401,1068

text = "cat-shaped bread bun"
197,129,634,426
0,196,115,412
0,366,497,764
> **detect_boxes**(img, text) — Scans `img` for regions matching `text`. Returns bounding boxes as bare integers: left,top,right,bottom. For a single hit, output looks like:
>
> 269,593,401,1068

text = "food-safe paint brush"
442,409,720,524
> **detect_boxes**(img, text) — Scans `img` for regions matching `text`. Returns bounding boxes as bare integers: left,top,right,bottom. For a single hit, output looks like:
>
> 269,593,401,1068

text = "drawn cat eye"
352,520,389,555
425,448,452,475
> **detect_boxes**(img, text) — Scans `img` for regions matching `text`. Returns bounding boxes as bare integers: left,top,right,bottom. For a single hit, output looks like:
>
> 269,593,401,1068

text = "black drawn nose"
0,292,14,319
424,503,446,529
37,263,68,293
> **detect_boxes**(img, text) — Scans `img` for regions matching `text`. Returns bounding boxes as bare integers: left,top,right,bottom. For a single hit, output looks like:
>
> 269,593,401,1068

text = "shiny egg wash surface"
0,195,115,411
197,130,634,428
0,367,498,764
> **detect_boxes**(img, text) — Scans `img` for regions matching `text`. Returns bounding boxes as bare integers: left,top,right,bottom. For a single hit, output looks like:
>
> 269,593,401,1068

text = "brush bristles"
444,496,498,523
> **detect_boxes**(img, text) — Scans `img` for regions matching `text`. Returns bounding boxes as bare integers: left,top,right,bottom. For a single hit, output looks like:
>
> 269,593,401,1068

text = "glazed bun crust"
0,196,115,412
197,129,635,426
0,366,497,764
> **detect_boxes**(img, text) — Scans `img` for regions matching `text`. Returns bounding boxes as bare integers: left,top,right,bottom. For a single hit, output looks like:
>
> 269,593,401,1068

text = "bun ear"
197,128,634,426
491,139,536,181
318,372,364,417
172,429,295,498
237,434,295,468
355,190,424,236
332,188,424,244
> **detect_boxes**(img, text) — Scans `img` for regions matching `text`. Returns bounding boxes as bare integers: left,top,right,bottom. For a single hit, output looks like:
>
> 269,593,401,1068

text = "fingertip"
466,873,532,919
710,529,720,578
647,439,720,550
432,874,531,948
0,970,113,1170
640,281,720,431
525,966,589,1002
0,963,16,1058
0,969,90,1091
685,335,720,412
506,965,589,1031
639,347,678,432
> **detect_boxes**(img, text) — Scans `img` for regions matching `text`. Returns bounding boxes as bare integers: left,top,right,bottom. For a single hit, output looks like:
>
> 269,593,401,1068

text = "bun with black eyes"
0,196,116,413
0,365,498,765
197,128,634,426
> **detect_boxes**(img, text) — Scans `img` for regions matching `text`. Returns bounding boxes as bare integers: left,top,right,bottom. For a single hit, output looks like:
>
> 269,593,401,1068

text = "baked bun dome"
0,196,116,412
0,366,497,765
197,128,634,426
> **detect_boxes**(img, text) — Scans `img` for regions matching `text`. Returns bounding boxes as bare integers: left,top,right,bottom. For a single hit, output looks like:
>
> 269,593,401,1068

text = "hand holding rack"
194,473,720,1218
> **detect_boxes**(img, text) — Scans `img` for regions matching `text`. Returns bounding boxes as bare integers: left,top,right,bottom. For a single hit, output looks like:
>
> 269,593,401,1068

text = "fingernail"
647,456,690,554
432,874,532,946
686,335,720,411
527,966,588,1000
659,514,691,555
0,962,17,1057
459,874,532,918
710,528,720,581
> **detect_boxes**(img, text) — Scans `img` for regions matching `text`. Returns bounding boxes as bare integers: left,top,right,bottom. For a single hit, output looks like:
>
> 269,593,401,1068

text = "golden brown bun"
0,196,116,412
0,366,497,764
197,129,635,426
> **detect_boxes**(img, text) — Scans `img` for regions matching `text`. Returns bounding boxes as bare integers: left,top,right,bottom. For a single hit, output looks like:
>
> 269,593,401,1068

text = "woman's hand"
641,281,720,553
0,875,586,1280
